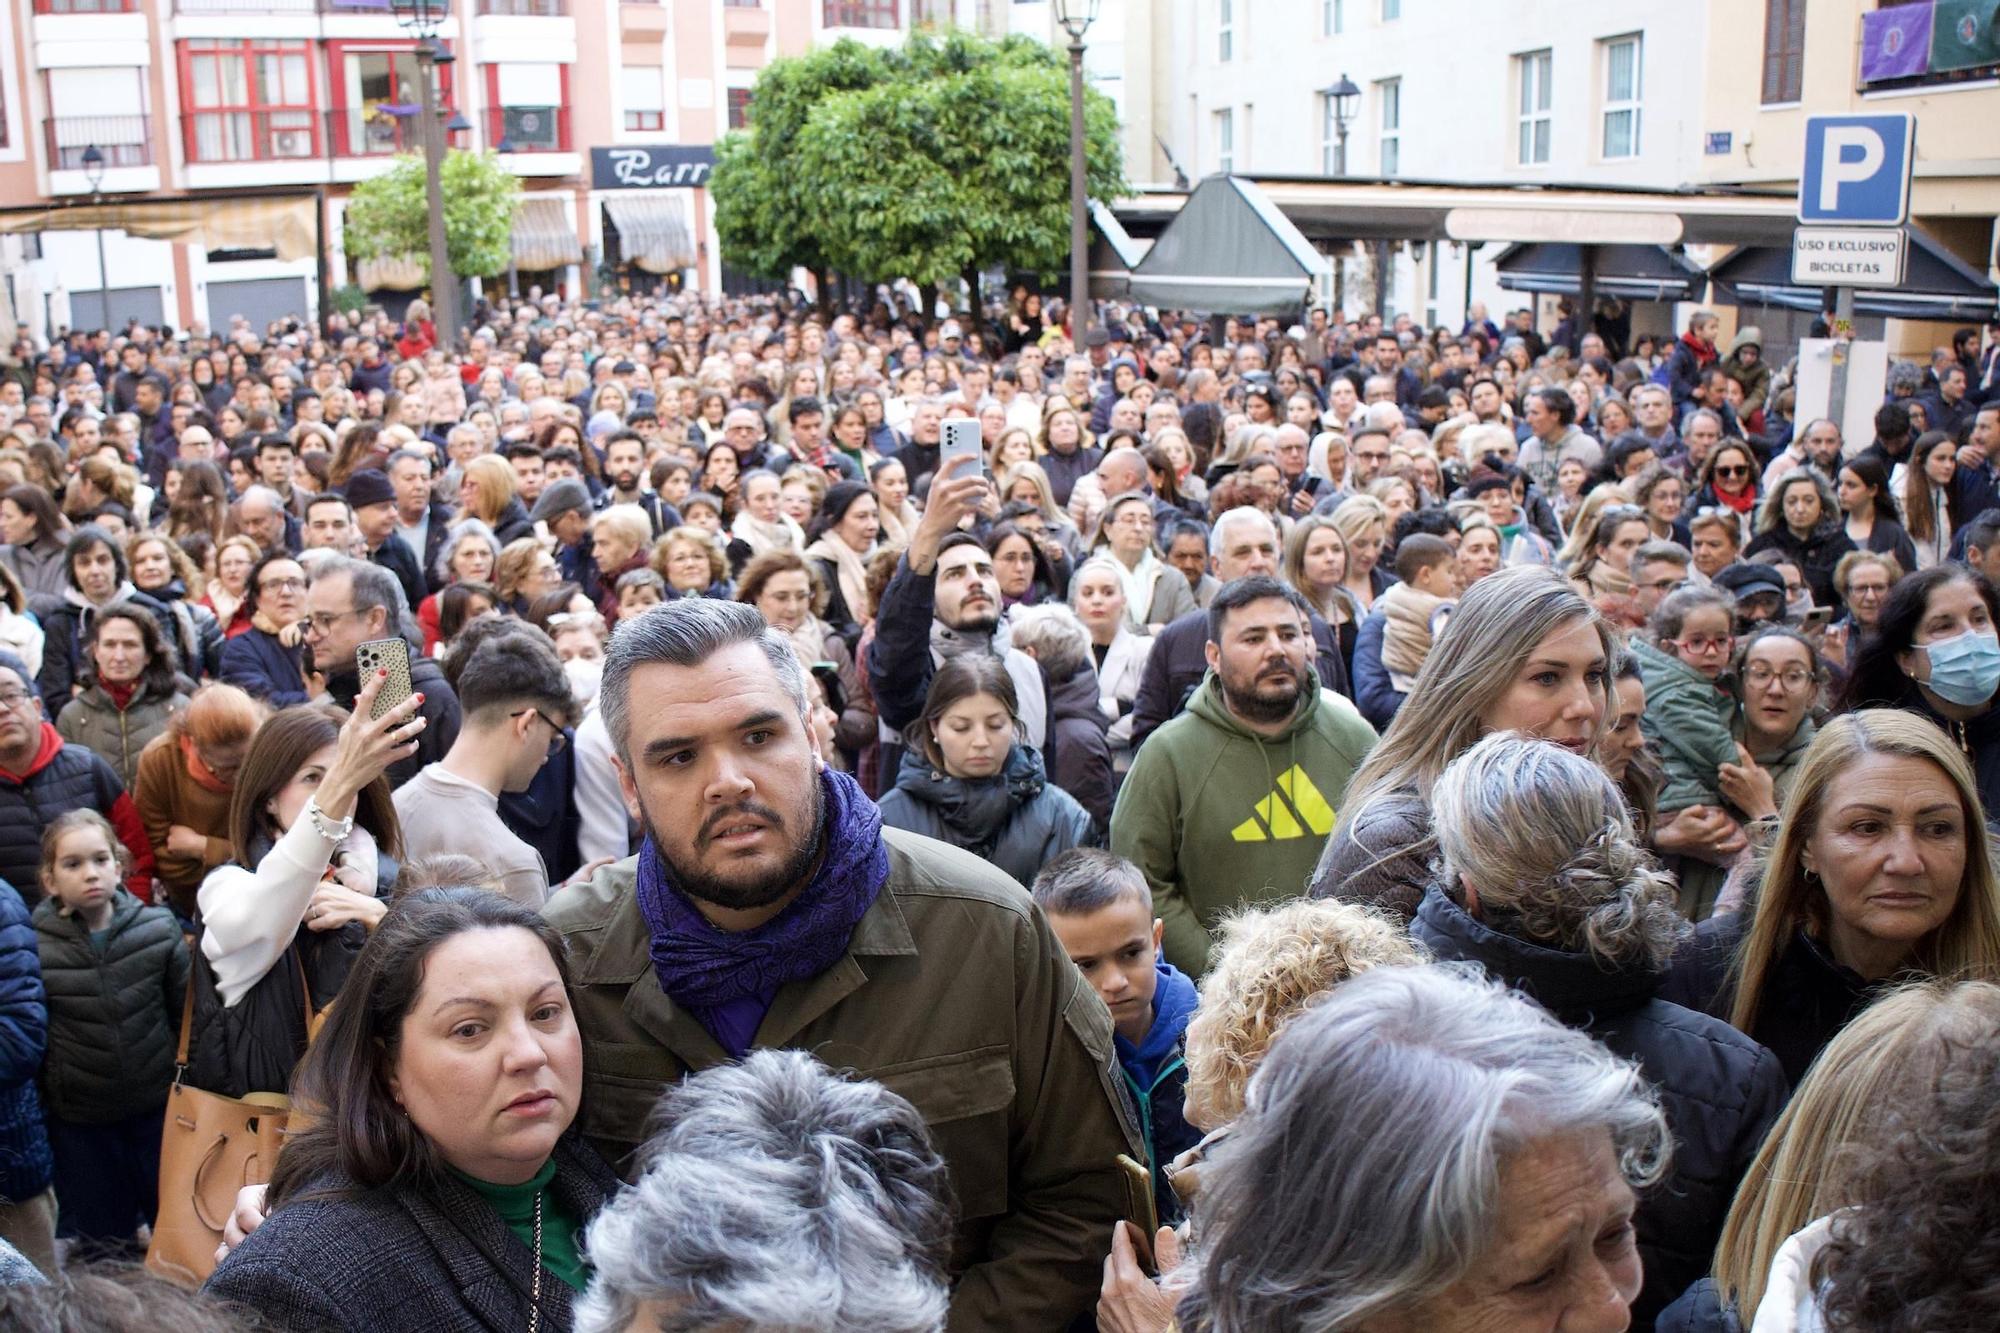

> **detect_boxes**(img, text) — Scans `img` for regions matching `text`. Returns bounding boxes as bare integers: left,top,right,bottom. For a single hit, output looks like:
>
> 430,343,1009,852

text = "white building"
1150,0,1711,327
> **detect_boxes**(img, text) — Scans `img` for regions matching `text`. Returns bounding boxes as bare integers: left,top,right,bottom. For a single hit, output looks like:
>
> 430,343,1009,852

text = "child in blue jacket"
1033,848,1201,1228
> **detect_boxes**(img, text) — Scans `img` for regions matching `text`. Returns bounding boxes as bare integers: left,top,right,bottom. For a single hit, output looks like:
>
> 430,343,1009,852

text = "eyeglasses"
304,609,360,635
1672,634,1734,655
0,689,35,713
1744,666,1814,691
1714,465,1751,479
258,576,305,593
511,708,569,756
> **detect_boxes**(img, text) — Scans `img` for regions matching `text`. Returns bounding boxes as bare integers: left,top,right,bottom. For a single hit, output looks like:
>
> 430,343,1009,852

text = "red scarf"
101,679,138,712
1715,484,1757,515
179,735,232,795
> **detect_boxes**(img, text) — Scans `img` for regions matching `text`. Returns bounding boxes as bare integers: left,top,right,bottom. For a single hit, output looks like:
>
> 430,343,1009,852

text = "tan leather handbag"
144,960,313,1287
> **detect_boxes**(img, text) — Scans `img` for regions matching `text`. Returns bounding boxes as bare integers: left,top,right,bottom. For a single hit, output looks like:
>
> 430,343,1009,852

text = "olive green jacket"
544,827,1142,1332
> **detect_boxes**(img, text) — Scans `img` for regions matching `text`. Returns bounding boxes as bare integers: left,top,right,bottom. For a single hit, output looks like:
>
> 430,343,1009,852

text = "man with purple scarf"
546,598,1139,1330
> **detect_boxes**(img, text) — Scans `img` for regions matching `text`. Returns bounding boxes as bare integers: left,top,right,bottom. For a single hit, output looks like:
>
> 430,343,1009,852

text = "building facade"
0,0,993,338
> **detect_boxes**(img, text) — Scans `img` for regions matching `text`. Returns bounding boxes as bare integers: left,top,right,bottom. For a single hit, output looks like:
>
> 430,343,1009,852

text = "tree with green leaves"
343,149,520,280
710,30,1124,325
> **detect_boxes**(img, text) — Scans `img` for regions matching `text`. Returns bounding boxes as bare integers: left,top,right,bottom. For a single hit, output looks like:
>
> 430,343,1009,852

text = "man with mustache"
1110,576,1378,976
867,455,1047,779
546,599,1137,1330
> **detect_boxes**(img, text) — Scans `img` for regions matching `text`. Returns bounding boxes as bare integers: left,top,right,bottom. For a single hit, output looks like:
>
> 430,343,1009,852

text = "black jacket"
490,496,535,547
206,1135,619,1333
148,579,226,680
32,889,188,1123
1656,1278,1744,1333
1659,912,1881,1087
1043,663,1114,830
1411,888,1787,1329
1130,607,1350,751
369,533,428,619
324,654,460,788
1744,520,1854,610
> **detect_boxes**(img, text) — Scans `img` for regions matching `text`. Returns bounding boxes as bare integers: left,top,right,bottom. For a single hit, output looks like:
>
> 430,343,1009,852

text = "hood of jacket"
1412,885,1663,1022
1727,326,1763,357
1047,664,1109,731
1751,1213,1837,1333
890,742,1046,847
1117,960,1198,1079
930,612,1010,665
31,885,146,937
1185,666,1324,745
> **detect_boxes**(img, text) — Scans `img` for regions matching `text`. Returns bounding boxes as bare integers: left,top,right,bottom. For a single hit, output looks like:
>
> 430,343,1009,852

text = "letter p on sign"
1798,113,1914,226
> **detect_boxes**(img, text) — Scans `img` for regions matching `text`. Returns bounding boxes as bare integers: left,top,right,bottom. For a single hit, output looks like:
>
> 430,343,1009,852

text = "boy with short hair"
1033,848,1200,1226
1375,533,1459,691
616,567,665,620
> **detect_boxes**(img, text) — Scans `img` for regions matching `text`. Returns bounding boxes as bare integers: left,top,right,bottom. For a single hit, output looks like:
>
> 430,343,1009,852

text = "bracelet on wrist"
302,797,355,843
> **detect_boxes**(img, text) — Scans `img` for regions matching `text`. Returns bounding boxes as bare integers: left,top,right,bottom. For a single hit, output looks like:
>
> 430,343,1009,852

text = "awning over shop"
513,195,581,272
603,194,693,275
1708,225,2000,321
1492,242,1706,302
0,193,317,261
355,254,426,292
1087,199,1147,298
1118,175,1331,314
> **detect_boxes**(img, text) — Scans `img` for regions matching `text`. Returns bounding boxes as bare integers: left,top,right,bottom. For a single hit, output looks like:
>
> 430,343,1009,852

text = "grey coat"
32,889,188,1123
1309,788,1433,922
877,744,1093,888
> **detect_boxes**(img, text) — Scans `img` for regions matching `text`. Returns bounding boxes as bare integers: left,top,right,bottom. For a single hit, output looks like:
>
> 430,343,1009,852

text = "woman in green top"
206,887,619,1332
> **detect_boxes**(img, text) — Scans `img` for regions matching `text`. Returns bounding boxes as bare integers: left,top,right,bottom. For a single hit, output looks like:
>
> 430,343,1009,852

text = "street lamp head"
80,143,106,189
1326,73,1361,129
389,0,449,38
445,110,472,134
1053,0,1099,41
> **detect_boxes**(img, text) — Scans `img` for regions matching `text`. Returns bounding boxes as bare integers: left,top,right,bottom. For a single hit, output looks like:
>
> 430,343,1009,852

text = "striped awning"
0,194,318,261
603,193,693,275
513,195,582,272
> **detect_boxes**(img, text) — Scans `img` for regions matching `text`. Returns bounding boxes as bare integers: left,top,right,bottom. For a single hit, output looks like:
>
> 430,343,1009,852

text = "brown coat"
132,732,234,914
543,827,1141,1332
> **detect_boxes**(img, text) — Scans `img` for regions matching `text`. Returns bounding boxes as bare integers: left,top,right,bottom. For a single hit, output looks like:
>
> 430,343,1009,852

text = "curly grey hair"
573,1050,954,1333
1432,732,1686,969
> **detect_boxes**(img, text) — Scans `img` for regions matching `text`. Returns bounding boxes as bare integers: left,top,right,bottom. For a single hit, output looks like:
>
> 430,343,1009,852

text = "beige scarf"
876,499,922,548
807,534,873,623
1378,584,1453,688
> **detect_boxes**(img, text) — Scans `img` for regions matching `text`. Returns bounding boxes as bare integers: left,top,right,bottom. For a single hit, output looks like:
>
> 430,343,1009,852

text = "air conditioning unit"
272,129,314,158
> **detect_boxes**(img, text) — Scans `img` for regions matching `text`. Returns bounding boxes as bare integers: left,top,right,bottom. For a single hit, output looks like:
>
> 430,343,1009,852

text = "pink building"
0,0,989,337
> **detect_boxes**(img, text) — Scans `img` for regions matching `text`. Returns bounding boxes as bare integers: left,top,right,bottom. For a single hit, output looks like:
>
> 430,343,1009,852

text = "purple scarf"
635,767,889,1046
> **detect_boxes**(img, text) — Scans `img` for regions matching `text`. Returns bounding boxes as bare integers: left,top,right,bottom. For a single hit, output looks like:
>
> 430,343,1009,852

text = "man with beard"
1110,576,1377,975
597,429,681,537
544,599,1138,1330
301,557,459,786
868,456,1047,778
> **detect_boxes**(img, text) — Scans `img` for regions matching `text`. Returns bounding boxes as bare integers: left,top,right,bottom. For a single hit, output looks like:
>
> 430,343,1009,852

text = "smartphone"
940,417,984,477
355,637,414,721
1115,1153,1158,1274
1802,606,1834,630
1302,476,1325,496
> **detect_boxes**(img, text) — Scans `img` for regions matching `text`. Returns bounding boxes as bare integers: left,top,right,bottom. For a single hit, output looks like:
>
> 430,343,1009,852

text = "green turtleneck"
448,1156,588,1293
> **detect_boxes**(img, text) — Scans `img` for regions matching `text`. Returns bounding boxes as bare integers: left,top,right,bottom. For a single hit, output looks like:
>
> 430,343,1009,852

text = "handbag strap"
173,955,197,1072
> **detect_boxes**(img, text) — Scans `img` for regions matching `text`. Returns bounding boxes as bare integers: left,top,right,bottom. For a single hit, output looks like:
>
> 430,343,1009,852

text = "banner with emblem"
1930,0,2000,72
1859,2,1932,81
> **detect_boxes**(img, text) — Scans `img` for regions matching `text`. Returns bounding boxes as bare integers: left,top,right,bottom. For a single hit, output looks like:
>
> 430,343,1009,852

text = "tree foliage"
343,149,520,280
710,30,1125,289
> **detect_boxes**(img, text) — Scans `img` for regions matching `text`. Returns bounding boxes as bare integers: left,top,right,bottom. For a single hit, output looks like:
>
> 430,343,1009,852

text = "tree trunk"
920,282,942,327
960,265,984,342
808,265,832,321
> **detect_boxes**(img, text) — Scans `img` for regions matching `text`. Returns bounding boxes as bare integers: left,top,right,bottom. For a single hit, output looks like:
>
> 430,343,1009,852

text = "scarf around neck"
635,766,889,1016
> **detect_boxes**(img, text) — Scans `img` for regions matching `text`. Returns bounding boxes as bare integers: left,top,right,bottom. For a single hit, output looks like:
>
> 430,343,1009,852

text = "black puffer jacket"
32,890,189,1123
1043,663,1114,830
1411,887,1787,1329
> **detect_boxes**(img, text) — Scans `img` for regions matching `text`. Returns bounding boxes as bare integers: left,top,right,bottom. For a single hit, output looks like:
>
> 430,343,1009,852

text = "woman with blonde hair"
456,452,533,544
491,536,560,615
1327,494,1390,613
1312,565,1615,920
1663,709,2000,1084
1281,513,1356,657
1552,481,1629,567
1564,503,1650,604
1658,980,2000,1330
654,526,733,601
998,461,1083,559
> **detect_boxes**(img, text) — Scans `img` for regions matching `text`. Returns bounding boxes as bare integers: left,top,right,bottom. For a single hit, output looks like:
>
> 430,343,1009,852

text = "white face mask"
564,655,603,706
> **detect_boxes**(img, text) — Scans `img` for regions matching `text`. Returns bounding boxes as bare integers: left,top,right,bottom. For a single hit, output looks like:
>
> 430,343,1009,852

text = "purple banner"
1860,2,1933,81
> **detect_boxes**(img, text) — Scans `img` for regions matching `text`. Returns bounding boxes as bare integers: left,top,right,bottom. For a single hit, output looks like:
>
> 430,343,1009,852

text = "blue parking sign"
1798,113,1915,225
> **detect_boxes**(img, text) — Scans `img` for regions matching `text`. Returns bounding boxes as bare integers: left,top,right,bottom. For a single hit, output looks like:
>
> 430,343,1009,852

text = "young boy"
1374,533,1458,691
1032,848,1200,1227
616,567,666,620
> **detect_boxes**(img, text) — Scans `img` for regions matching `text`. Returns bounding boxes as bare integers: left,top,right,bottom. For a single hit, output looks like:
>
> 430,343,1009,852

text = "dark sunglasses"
1714,465,1750,479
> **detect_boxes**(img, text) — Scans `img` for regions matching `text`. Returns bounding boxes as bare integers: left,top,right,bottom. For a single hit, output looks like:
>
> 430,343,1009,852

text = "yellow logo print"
1230,766,1336,841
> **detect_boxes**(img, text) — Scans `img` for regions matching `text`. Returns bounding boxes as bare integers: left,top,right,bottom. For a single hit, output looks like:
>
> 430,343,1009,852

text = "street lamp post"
1054,0,1098,360
390,0,455,350
1324,74,1360,177
81,144,111,335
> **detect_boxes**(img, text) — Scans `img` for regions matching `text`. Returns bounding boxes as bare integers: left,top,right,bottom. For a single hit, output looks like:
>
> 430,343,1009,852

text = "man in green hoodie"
1110,576,1378,975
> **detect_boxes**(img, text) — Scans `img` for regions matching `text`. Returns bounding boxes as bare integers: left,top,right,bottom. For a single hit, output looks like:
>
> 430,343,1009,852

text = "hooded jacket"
1110,673,1377,975
1115,960,1202,1228
0,723,154,903
1412,887,1786,1328
1722,327,1772,416
32,889,188,1124
0,880,50,1207
1630,636,1738,813
877,744,1092,888
35,584,175,721
1043,664,1114,829
1129,606,1350,751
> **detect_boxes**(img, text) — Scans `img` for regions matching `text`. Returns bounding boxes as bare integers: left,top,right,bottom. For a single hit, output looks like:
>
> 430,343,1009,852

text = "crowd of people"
0,288,1995,1330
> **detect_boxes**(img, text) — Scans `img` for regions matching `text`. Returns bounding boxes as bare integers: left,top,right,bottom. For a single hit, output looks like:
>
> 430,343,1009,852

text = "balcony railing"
485,104,565,152
33,0,138,12
45,115,154,170
184,108,322,164
474,0,566,14
176,0,390,12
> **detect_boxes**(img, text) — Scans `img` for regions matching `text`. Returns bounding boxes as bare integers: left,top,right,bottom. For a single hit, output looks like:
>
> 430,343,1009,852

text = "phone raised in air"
939,417,984,477
355,637,414,721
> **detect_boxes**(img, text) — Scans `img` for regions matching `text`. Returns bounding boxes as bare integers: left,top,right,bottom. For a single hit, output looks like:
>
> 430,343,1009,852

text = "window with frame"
822,0,895,27
1377,77,1400,176
1382,0,1399,18
1761,0,1805,104
1324,0,1341,37
1218,0,1233,61
1214,106,1233,174
1516,49,1551,165
1600,34,1641,159
1321,91,1335,174
180,38,318,164
727,87,751,131
622,65,665,132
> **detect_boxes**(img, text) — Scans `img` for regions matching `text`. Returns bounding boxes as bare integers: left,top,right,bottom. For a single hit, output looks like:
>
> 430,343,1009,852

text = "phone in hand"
1115,1153,1158,1274
355,637,414,721
1801,606,1833,630
940,417,984,478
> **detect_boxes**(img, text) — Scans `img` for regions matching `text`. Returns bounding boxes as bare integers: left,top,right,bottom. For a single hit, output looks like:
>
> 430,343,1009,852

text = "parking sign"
1797,113,1915,226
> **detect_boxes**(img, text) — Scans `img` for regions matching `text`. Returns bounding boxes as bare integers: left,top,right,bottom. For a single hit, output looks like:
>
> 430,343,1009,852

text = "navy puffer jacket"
0,882,51,1205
